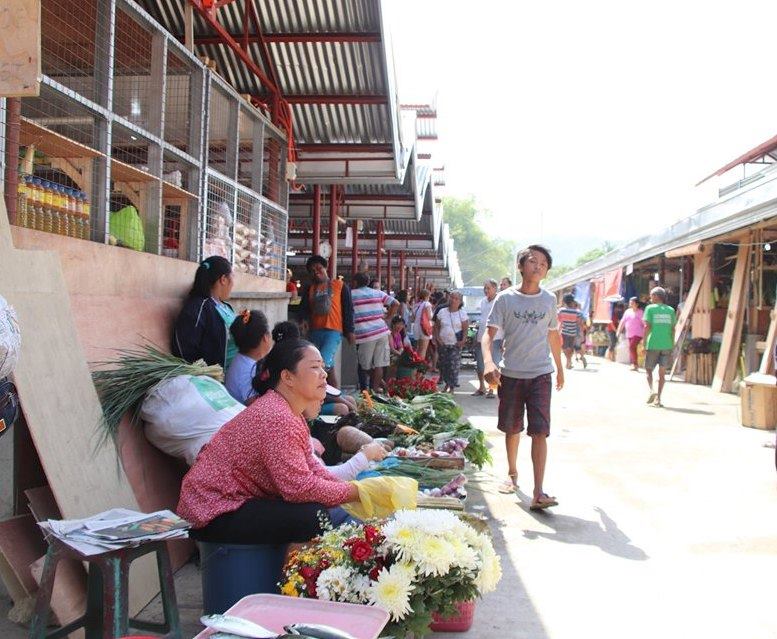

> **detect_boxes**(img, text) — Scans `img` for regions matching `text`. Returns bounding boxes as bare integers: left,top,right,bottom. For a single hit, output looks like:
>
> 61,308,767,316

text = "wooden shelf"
110,159,156,184
19,118,101,159
162,180,198,200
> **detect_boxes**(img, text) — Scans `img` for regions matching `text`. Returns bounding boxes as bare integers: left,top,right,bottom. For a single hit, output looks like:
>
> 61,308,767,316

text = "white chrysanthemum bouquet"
280,509,502,638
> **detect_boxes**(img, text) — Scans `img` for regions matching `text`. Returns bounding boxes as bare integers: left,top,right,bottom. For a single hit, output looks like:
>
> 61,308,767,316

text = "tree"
547,241,617,280
443,196,515,286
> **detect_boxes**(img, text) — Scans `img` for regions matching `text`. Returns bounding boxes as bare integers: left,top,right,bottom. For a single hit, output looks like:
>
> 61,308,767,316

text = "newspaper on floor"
38,508,190,556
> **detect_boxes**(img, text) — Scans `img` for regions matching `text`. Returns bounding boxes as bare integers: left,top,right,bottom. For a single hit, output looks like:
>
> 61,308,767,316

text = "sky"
389,0,777,263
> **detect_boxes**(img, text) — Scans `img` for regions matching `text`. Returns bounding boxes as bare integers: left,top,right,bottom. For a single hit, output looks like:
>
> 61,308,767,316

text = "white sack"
140,375,244,465
0,296,21,379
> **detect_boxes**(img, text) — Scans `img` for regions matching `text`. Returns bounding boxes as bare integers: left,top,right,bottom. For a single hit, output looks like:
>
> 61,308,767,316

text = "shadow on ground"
516,495,648,561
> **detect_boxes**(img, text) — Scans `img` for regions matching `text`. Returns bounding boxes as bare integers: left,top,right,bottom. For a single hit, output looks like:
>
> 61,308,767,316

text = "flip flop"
646,392,657,405
530,493,558,510
472,389,485,396
497,474,518,494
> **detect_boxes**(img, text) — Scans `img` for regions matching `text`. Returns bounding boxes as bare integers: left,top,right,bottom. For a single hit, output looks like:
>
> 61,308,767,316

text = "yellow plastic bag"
342,476,418,520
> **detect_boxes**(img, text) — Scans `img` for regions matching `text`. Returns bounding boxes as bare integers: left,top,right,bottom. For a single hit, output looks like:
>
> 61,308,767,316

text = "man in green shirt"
643,286,677,408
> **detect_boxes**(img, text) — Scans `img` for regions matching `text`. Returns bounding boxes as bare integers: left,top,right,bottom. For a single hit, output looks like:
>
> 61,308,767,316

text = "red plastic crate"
429,599,476,632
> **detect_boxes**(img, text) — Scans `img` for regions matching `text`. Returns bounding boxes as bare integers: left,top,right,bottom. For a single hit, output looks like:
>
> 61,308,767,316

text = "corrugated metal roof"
139,0,391,146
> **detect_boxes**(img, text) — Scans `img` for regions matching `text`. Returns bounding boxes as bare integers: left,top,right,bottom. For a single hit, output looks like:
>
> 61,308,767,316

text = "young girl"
172,256,236,368
224,310,272,404
389,315,412,356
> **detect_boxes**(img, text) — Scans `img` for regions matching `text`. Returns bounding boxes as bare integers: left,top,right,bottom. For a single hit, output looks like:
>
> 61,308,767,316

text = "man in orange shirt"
300,255,355,388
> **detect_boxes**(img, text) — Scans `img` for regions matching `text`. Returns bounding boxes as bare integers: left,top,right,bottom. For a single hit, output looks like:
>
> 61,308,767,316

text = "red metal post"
376,220,384,283
4,98,21,225
414,266,420,295
312,184,321,255
328,185,338,279
351,220,358,276
386,249,392,293
399,251,406,290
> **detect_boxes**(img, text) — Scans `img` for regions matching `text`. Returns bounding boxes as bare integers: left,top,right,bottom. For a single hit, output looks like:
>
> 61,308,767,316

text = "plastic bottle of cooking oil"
40,180,53,233
81,192,91,240
30,178,44,231
16,175,29,228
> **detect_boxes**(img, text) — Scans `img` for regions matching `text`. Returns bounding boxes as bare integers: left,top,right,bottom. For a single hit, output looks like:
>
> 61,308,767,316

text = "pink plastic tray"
192,593,390,639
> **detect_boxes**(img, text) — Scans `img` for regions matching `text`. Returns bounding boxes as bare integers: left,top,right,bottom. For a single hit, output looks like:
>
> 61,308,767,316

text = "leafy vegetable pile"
359,392,492,469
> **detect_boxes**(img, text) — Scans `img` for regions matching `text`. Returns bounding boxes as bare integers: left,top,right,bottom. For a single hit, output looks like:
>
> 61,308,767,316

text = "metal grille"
234,190,261,275
40,0,100,103
260,200,288,280
164,50,194,154
2,0,289,283
113,7,155,133
204,172,235,262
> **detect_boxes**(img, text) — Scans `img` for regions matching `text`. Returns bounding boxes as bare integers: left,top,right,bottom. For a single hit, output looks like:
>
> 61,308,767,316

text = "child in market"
224,309,273,404
482,245,564,510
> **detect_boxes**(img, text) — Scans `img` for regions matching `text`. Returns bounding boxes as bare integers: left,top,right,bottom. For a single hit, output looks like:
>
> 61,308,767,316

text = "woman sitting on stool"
177,338,361,544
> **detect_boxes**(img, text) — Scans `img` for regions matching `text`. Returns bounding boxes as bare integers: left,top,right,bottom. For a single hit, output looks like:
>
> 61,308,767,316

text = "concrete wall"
7,227,287,564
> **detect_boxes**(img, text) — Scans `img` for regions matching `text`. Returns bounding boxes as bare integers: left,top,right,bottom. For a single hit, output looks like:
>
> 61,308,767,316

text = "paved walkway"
3,356,775,638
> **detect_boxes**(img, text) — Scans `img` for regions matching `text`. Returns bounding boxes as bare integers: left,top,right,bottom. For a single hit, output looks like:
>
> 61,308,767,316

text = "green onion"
91,342,223,448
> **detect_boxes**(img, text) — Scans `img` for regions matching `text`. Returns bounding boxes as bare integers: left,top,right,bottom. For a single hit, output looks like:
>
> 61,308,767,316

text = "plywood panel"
0,204,158,614
712,241,752,392
759,309,777,375
0,2,41,97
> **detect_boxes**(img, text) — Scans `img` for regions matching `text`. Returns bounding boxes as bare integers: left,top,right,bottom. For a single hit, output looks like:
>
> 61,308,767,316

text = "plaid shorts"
497,373,552,436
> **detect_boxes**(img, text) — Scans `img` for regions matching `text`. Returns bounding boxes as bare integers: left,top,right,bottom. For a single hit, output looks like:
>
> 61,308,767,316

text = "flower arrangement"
386,375,438,400
280,509,501,638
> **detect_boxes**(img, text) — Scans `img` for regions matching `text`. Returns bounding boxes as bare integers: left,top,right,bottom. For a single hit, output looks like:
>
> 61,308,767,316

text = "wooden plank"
674,254,710,346
162,180,199,200
665,241,705,258
759,308,777,375
692,253,713,339
110,158,157,183
712,241,752,392
0,515,46,596
25,485,60,521
19,118,101,159
0,200,159,614
0,1,41,97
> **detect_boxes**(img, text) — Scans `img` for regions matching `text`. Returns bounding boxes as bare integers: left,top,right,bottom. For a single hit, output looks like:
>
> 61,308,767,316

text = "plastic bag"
109,205,145,251
0,296,21,379
615,336,631,364
342,476,418,520
140,375,244,464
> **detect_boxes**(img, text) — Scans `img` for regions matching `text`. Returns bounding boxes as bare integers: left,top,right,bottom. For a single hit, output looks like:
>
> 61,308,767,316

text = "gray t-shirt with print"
486,287,558,379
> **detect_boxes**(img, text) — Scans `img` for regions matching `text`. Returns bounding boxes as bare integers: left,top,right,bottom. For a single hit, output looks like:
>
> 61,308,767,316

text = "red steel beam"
190,31,381,45
312,184,321,255
296,143,392,154
291,193,410,202
376,220,384,283
386,249,392,292
284,94,388,105
351,220,359,276
399,251,406,290
328,185,339,278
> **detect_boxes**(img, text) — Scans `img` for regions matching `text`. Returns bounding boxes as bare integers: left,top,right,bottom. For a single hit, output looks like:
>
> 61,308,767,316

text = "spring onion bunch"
91,343,223,447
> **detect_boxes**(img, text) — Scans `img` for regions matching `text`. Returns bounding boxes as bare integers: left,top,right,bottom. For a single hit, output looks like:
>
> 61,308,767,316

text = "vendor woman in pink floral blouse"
177,338,359,544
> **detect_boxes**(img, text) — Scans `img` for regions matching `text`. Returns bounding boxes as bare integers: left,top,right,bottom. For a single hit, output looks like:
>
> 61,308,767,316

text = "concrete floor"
3,356,776,638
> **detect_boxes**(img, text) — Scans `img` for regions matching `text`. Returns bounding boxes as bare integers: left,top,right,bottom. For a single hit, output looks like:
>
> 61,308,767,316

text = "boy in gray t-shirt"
482,245,564,511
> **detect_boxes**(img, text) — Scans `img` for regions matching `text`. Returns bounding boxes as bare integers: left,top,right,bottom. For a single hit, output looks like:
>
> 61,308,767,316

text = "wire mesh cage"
234,190,261,275
2,0,290,282
260,200,288,280
164,50,195,155
41,0,101,104
204,172,235,262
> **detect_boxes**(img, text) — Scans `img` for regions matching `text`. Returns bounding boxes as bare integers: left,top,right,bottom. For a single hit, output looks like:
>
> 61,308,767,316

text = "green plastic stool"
29,538,182,639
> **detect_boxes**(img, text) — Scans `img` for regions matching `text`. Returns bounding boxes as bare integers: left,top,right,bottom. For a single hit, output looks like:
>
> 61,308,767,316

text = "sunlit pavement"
2,357,775,638
447,356,777,639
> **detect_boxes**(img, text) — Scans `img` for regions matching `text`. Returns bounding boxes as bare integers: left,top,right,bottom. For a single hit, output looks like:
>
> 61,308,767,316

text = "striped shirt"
351,287,396,344
557,306,584,336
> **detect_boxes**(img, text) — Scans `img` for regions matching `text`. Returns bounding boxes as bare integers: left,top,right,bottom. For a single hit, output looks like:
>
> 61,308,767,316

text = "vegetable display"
357,392,492,469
